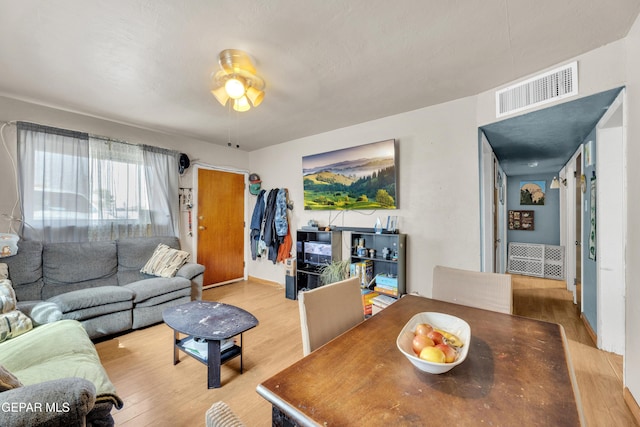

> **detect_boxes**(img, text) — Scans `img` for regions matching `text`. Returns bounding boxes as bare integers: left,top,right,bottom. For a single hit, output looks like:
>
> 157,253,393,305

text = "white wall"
475,38,628,127
624,12,640,406
248,96,481,297
0,96,250,254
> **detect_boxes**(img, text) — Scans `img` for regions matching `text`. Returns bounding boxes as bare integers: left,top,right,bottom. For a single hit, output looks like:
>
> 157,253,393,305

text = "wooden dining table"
256,294,584,426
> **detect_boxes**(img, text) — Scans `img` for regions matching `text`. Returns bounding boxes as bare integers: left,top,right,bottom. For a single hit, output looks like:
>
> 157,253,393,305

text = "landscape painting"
302,139,397,210
520,180,546,205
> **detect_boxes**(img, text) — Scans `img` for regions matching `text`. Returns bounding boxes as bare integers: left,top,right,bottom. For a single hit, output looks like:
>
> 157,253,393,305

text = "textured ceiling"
0,1,638,152
481,87,623,176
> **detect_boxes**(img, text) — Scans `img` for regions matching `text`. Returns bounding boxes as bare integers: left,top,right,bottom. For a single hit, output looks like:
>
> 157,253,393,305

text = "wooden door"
197,169,245,286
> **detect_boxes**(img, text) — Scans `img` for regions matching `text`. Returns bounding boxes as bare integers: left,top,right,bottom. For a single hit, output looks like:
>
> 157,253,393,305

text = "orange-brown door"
197,169,245,286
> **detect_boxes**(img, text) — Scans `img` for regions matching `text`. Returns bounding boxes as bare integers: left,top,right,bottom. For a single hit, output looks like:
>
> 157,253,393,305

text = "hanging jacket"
263,189,280,263
275,188,289,237
250,189,266,260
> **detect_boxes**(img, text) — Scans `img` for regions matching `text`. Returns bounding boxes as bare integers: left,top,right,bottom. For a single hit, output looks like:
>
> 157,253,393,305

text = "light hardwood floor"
95,276,638,426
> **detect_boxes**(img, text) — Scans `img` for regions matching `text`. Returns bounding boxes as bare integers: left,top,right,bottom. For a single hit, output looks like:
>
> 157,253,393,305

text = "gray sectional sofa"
4,236,205,339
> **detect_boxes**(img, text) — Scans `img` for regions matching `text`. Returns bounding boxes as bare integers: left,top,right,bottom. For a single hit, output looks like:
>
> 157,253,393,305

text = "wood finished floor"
95,275,638,426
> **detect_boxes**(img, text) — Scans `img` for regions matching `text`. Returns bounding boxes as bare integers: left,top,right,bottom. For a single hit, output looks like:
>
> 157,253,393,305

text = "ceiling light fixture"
211,49,265,112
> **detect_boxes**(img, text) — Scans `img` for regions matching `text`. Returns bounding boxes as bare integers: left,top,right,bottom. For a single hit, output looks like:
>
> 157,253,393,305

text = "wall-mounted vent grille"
496,61,578,118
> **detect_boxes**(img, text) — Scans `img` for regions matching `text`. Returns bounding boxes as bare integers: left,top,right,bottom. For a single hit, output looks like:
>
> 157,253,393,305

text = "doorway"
195,168,245,286
574,152,582,314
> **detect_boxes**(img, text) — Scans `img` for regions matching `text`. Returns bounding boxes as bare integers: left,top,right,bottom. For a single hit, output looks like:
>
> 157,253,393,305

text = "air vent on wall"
496,61,578,118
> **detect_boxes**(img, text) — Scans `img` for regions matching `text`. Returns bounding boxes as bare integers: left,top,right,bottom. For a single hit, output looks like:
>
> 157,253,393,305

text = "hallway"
511,274,636,426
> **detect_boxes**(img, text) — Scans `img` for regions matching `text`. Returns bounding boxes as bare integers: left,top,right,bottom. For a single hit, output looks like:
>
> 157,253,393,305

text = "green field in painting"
303,190,395,210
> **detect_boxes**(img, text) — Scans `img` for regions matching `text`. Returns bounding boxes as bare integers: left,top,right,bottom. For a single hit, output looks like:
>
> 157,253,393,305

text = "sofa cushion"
0,319,123,409
0,279,16,313
48,286,134,313
43,241,118,286
1,240,44,301
0,364,22,391
140,244,190,278
123,276,191,304
62,301,133,321
117,236,181,269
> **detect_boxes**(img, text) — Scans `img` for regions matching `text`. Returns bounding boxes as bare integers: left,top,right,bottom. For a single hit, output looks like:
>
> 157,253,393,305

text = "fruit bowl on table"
396,312,471,374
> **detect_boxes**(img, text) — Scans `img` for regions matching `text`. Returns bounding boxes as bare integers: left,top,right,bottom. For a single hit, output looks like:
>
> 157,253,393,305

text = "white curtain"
18,122,180,242
142,145,180,237
18,123,91,242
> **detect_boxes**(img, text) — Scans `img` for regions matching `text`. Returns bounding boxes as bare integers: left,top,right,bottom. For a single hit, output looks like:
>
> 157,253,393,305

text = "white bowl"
396,312,471,374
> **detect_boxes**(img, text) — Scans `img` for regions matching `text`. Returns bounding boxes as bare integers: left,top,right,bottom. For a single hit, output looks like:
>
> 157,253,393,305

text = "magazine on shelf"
182,337,235,361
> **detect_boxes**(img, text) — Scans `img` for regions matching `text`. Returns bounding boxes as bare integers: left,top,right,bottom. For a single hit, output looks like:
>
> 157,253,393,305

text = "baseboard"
580,313,597,346
248,275,284,288
624,387,640,426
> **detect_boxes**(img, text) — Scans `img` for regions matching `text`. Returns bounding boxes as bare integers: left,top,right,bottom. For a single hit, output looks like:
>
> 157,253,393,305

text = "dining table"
256,294,584,426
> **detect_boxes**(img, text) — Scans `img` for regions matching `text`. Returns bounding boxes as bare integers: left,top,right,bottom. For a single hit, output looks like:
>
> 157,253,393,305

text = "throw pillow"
0,263,7,279
0,364,22,392
19,301,63,326
0,279,16,314
140,243,190,278
0,310,33,343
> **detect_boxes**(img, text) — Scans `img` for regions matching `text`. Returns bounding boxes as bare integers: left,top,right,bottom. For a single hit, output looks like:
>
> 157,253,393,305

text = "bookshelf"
349,232,406,311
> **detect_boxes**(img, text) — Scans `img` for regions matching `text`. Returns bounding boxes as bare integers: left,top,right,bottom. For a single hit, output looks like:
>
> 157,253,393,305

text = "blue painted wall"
582,128,597,332
506,173,560,245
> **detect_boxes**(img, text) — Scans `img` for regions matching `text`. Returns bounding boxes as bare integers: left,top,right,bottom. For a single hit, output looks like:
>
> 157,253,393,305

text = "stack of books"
371,293,397,314
361,289,379,316
373,273,399,297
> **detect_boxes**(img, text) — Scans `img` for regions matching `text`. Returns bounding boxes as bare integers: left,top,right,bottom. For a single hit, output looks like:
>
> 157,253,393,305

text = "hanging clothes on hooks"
250,188,292,264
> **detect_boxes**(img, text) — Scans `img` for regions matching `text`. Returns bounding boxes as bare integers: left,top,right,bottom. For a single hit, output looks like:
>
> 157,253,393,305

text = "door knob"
198,225,206,230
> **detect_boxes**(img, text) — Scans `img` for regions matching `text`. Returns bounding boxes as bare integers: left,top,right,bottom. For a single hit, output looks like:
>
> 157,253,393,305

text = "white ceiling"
0,0,638,152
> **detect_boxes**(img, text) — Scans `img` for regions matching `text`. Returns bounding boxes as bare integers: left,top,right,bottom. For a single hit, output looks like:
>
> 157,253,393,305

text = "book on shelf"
374,285,399,297
181,337,235,361
372,294,397,307
361,289,379,316
350,260,374,287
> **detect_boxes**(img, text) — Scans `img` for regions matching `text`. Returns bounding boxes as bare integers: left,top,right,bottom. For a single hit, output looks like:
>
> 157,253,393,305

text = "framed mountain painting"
302,139,397,210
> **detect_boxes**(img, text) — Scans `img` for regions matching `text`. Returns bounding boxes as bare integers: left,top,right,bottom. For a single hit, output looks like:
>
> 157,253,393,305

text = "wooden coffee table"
162,300,258,388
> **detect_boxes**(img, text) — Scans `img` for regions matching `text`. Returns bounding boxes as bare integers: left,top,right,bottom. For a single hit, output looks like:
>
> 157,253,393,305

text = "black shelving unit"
294,230,342,298
349,232,406,297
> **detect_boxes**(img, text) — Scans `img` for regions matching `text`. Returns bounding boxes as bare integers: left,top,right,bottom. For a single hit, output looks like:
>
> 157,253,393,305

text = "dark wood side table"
163,300,258,389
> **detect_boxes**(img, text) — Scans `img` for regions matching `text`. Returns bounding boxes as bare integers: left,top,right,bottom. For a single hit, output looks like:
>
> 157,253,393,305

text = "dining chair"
432,265,513,314
298,276,364,356
205,401,245,427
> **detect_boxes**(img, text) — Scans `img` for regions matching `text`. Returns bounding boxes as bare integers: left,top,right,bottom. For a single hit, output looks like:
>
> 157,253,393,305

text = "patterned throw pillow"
0,263,8,279
0,279,16,314
0,364,22,392
0,310,32,342
140,243,190,278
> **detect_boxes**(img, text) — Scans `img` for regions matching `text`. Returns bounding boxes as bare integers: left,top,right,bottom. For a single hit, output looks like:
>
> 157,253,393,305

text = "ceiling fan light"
246,86,264,107
211,86,230,106
225,77,246,99
233,96,251,112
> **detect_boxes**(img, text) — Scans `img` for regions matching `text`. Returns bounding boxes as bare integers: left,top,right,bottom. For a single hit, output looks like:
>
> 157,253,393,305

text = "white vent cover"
496,61,578,117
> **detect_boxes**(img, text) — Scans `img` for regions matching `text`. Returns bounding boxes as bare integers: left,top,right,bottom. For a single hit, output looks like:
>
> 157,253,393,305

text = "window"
18,122,179,242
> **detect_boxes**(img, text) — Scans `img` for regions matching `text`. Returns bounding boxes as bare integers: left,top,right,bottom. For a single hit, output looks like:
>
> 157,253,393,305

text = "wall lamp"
550,176,567,189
